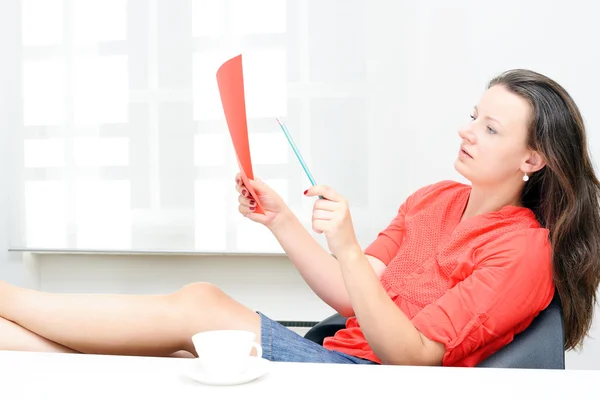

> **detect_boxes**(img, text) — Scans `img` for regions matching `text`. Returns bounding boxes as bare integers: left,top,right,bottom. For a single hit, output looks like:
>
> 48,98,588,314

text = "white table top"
0,350,598,398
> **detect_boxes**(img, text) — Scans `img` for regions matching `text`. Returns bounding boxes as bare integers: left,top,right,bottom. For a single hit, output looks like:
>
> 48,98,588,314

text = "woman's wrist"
334,242,364,265
266,206,296,233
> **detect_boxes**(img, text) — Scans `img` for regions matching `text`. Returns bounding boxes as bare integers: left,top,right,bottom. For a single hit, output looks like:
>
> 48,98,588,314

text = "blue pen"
276,117,324,199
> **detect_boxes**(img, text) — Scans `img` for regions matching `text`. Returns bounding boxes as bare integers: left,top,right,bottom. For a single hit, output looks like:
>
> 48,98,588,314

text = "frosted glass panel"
244,49,287,118
5,0,600,254
194,134,228,166
73,0,127,43
24,181,68,248
24,138,65,168
192,0,225,38
22,59,64,126
74,181,131,249
192,53,227,121
250,133,288,165
308,0,366,82
21,0,63,46
73,55,129,125
231,0,286,35
236,220,281,252
73,137,129,167
194,179,228,251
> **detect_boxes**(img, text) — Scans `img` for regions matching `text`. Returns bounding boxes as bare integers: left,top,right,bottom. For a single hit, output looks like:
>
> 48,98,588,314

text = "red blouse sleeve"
410,228,555,366
363,201,409,265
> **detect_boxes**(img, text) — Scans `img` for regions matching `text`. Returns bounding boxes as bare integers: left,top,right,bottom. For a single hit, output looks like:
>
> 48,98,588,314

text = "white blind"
2,0,599,253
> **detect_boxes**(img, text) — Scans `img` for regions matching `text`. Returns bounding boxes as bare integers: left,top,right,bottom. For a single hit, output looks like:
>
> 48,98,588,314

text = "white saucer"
183,357,270,386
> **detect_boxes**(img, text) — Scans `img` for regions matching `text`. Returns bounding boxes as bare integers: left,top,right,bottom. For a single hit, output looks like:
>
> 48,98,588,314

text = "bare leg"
0,281,261,357
0,316,78,353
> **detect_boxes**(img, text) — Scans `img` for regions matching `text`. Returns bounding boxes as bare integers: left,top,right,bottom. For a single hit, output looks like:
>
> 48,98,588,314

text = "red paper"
216,54,264,214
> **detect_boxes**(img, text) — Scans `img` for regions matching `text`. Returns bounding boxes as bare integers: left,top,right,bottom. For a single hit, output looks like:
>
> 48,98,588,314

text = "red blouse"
322,180,555,367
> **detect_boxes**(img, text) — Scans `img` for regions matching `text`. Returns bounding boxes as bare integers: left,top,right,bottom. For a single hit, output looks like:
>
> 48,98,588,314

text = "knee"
175,282,226,310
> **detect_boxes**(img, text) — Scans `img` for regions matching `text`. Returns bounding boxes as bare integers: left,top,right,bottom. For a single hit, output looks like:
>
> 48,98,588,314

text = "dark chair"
304,295,565,369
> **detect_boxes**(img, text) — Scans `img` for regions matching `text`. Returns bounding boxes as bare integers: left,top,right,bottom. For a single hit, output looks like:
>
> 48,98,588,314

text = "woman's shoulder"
477,227,552,274
494,226,551,250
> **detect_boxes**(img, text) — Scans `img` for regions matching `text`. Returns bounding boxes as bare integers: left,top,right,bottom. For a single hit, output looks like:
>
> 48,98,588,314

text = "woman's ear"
523,150,546,174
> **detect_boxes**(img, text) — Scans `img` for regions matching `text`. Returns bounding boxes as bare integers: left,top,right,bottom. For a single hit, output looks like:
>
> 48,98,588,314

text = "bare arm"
337,247,445,365
236,176,386,317
301,184,445,366
269,209,386,317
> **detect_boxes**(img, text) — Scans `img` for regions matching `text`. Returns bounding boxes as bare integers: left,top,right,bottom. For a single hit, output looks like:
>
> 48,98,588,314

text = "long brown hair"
488,69,600,350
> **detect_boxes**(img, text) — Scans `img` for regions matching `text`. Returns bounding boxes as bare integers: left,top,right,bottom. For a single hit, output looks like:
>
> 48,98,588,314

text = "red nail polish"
250,206,256,211
303,190,308,195
249,200,255,206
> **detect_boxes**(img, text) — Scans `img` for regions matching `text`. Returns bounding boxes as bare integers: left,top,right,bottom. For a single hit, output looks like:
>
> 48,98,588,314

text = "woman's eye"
487,126,497,134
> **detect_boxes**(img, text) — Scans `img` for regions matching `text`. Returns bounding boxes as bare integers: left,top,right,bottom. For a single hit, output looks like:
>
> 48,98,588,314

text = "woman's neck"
462,182,523,221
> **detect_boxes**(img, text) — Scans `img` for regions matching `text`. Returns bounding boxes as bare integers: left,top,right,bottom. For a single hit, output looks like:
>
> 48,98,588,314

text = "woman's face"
454,84,539,186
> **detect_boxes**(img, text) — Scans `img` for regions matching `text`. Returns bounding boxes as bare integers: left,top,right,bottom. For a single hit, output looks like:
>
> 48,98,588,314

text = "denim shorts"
258,312,378,365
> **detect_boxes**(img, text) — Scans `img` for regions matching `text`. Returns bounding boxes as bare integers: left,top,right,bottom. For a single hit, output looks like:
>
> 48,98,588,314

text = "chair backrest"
476,295,565,369
304,295,565,369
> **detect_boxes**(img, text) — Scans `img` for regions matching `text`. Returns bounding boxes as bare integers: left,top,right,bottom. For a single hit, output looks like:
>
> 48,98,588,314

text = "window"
7,1,596,254
3,0,378,253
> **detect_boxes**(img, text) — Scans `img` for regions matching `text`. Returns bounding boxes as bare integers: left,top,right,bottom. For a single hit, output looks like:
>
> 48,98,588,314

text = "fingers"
238,204,250,217
235,174,259,218
236,183,250,197
235,175,251,198
312,209,332,221
237,185,256,217
238,194,256,208
238,203,257,217
313,199,337,211
248,177,267,192
311,220,325,234
304,185,343,202
310,192,350,235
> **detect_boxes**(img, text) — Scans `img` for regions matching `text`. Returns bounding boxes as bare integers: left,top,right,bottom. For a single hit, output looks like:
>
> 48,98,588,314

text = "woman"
1,69,599,367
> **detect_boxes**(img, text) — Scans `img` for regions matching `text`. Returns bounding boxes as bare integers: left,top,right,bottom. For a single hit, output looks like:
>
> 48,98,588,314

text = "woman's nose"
458,123,476,143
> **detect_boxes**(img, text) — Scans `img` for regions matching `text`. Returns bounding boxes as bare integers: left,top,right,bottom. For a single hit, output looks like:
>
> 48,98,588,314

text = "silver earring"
523,173,529,182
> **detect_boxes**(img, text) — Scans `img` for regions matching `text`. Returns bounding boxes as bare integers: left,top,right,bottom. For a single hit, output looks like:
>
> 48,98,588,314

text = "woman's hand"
235,173,290,228
304,185,360,257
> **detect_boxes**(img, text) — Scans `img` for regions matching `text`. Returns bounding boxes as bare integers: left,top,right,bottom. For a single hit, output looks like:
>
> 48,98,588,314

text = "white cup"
192,330,262,376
